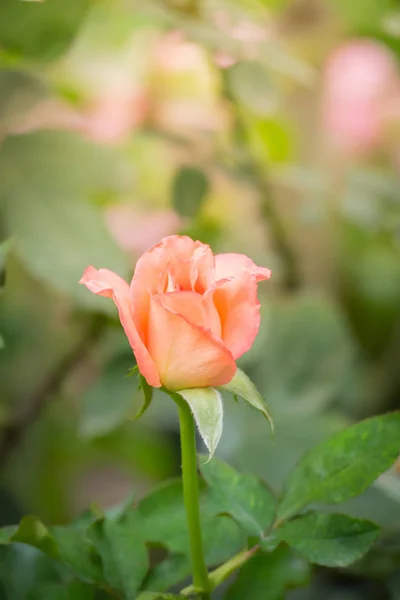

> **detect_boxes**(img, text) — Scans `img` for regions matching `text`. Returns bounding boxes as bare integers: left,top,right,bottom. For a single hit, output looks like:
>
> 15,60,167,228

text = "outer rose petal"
147,295,236,390
215,253,271,283
213,272,261,360
79,266,160,387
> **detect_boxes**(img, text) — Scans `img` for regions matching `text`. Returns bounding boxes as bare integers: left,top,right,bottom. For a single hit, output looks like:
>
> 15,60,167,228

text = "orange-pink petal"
157,290,222,338
213,272,262,360
79,266,160,387
147,295,236,390
215,253,271,283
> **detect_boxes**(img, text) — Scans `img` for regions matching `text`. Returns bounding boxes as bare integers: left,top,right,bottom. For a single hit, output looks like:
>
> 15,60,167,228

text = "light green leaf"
200,456,276,537
277,512,380,567
228,61,278,116
2,516,59,559
134,374,153,420
79,355,138,439
1,132,130,312
177,387,223,459
225,546,310,600
172,166,210,219
220,368,273,431
330,0,396,31
88,515,148,600
278,412,400,522
0,0,90,61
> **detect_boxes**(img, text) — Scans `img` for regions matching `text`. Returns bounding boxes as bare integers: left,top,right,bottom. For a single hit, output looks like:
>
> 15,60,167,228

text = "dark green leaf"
277,512,380,567
88,514,148,599
172,166,209,218
29,581,94,600
0,238,12,294
51,526,103,583
278,412,400,522
136,593,184,600
200,456,276,537
80,355,139,439
143,554,190,593
137,479,245,590
0,0,90,61
224,546,310,600
134,374,154,420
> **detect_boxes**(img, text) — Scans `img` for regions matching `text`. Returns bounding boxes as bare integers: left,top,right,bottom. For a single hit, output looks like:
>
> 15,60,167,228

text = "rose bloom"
80,235,271,391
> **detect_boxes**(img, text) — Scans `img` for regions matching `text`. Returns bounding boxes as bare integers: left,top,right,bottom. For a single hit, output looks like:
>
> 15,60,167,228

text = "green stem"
181,546,259,596
173,393,210,598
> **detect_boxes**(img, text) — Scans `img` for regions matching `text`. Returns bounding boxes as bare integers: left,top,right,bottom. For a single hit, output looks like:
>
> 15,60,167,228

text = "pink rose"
80,235,271,391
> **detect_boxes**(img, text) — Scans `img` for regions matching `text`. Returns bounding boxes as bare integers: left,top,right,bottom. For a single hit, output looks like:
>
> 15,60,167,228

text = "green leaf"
177,388,223,459
0,238,12,294
143,554,190,593
172,166,210,218
29,581,94,600
277,512,380,567
137,479,245,590
134,374,153,420
136,594,184,600
228,61,277,116
88,515,148,599
200,456,276,537
0,0,90,61
224,546,310,600
1,516,59,559
220,368,273,431
51,526,103,583
278,412,400,522
330,0,396,31
1,132,129,312
79,355,139,439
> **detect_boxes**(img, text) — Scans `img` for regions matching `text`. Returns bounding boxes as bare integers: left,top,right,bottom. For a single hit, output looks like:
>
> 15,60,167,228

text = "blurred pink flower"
321,39,400,156
104,204,182,258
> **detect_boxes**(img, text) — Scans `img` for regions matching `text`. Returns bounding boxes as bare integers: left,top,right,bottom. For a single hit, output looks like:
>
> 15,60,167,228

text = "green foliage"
0,132,130,312
172,166,210,219
277,412,400,522
220,367,273,430
277,512,381,567
200,456,276,537
135,374,154,420
175,388,223,459
0,0,90,61
225,546,311,600
88,514,148,599
227,62,277,117
79,354,139,439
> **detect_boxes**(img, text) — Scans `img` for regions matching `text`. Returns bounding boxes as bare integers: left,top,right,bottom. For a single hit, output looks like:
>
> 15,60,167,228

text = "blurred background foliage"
0,0,400,598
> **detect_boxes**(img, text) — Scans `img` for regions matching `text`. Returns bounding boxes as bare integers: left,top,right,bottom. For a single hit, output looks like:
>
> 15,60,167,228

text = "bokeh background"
1,0,400,598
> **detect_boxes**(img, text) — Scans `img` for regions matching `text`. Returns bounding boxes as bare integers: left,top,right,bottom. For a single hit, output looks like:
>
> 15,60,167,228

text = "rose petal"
157,290,222,338
213,272,261,360
147,295,236,390
215,253,271,283
131,235,215,342
79,266,160,387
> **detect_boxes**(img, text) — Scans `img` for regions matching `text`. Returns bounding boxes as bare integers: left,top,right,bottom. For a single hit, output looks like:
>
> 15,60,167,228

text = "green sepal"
220,367,273,432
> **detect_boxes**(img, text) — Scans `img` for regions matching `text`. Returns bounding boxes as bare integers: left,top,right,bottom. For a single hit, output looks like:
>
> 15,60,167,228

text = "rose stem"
173,392,210,599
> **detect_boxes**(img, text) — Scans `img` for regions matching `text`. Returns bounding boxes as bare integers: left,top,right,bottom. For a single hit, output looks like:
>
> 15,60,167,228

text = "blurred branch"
0,316,105,470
